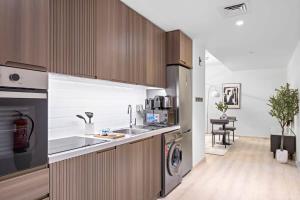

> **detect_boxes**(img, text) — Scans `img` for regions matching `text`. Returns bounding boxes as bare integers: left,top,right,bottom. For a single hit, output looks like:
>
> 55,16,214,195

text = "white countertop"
48,125,180,164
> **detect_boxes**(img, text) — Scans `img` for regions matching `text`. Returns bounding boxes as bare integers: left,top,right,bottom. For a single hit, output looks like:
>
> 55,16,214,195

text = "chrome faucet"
128,104,133,128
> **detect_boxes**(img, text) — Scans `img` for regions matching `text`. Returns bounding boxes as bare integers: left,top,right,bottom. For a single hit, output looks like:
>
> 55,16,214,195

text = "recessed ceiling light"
235,20,244,26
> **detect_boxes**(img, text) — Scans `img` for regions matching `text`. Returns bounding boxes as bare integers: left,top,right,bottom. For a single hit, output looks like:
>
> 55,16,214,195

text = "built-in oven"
0,65,48,179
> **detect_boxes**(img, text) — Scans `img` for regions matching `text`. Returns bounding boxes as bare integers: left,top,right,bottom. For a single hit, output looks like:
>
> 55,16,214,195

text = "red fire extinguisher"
13,111,34,153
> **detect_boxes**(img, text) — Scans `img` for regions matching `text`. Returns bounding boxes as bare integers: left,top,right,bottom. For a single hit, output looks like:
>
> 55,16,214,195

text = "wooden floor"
162,137,300,200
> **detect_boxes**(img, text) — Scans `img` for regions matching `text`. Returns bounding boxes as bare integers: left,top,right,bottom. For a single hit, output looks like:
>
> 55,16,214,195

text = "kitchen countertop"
48,125,180,164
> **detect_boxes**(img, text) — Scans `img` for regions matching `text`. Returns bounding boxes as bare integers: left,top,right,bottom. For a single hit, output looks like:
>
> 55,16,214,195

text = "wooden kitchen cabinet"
49,0,96,78
2,0,49,70
128,8,147,84
0,168,49,200
145,21,166,87
166,30,193,68
50,148,116,200
116,135,162,200
96,0,129,82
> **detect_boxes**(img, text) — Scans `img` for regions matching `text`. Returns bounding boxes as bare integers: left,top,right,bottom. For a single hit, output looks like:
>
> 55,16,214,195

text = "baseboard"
193,156,206,168
296,161,300,169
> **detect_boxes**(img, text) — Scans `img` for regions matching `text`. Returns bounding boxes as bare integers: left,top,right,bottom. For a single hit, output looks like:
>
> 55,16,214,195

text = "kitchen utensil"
85,112,94,124
76,115,87,124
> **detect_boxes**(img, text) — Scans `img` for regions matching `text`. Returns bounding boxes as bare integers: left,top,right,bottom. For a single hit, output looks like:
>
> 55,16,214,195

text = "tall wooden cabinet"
1,0,49,69
166,30,193,68
116,135,162,200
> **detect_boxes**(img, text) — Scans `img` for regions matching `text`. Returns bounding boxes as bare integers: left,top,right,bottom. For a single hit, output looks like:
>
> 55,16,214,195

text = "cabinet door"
181,32,193,68
128,8,146,85
50,0,96,78
116,140,144,200
50,149,116,200
154,26,166,88
93,149,116,200
145,22,166,88
116,136,162,200
50,154,93,200
4,0,49,69
96,0,129,82
166,30,193,69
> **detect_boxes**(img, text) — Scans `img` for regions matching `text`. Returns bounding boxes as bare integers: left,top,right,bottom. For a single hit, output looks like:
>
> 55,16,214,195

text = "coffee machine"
144,95,178,127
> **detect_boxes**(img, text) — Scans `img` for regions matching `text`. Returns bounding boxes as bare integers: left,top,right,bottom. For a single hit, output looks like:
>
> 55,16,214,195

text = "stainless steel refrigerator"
166,65,193,177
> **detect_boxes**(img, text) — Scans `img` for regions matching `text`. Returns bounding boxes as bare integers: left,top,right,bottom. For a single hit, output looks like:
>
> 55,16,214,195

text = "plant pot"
276,149,288,163
220,113,228,119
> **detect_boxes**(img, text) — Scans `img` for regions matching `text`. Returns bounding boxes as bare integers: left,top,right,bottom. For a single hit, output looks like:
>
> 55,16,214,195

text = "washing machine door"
167,142,182,176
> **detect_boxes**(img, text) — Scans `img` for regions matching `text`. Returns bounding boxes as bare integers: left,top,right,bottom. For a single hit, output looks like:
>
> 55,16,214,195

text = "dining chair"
210,119,230,148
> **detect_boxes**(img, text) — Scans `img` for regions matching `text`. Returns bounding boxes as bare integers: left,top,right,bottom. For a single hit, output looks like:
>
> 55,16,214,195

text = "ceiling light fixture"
235,20,244,26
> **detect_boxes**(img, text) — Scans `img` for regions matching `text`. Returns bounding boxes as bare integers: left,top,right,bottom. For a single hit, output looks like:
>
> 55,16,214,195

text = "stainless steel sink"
113,128,150,135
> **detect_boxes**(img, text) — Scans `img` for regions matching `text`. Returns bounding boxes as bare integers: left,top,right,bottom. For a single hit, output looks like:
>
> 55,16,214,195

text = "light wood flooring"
162,137,300,200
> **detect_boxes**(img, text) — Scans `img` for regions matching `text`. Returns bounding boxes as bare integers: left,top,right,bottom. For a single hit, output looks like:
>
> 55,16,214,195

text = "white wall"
287,41,300,163
48,74,146,140
192,40,206,166
206,62,286,138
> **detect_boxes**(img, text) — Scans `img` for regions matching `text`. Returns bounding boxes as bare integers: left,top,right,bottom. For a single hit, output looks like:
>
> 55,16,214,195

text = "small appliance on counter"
144,95,178,127
0,65,48,179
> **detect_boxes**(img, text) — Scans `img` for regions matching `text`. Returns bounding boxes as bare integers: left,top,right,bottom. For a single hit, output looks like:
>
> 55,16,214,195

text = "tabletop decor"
215,101,228,119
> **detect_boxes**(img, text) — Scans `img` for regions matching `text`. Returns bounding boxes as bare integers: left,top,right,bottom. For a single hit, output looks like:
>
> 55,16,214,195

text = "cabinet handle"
96,147,116,154
5,61,47,72
129,137,153,145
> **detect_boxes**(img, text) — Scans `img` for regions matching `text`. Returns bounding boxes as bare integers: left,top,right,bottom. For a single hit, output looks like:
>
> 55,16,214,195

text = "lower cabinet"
0,168,49,200
116,135,162,200
49,148,116,200
49,135,161,200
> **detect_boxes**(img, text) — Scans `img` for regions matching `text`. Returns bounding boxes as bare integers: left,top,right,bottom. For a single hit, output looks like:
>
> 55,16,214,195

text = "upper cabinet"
166,30,193,68
145,21,166,87
96,0,129,82
0,0,166,87
128,8,146,85
49,0,96,78
1,0,49,70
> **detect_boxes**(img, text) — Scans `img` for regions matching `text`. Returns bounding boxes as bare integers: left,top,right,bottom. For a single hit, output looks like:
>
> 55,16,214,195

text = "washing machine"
161,129,183,197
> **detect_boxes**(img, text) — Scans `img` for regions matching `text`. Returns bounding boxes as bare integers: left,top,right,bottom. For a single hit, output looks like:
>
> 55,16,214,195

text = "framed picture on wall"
222,83,241,109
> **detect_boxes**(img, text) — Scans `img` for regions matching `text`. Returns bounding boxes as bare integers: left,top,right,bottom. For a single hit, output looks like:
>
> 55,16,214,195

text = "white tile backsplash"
48,73,147,140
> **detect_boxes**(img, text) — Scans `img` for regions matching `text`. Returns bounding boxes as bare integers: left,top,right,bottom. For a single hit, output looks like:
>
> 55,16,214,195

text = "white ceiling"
122,0,300,70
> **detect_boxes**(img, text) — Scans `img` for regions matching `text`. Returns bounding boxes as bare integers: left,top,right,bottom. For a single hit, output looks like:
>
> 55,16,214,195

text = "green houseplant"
215,102,229,119
268,83,299,163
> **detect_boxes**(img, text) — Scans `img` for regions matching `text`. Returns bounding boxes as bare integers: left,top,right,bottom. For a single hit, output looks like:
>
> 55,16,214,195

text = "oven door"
0,89,48,178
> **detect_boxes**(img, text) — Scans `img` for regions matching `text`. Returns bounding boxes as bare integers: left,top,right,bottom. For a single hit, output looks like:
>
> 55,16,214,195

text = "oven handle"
0,91,47,99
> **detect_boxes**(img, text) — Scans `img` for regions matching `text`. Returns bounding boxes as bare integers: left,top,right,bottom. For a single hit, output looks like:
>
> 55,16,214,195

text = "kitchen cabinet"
50,148,116,200
96,0,129,82
0,168,49,200
49,0,96,78
166,30,193,68
145,21,166,87
128,8,147,84
116,135,162,200
1,0,49,70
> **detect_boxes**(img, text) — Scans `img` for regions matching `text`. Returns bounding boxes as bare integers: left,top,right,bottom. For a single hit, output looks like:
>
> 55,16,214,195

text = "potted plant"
268,83,299,163
215,102,229,119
